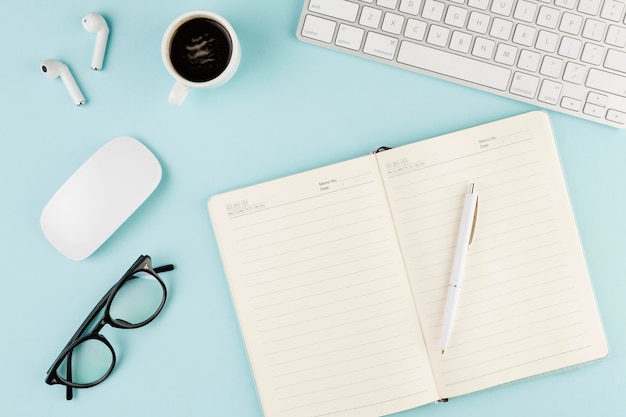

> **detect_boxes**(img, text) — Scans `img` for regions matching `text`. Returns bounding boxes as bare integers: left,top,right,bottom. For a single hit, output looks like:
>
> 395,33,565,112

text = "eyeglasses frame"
45,254,174,400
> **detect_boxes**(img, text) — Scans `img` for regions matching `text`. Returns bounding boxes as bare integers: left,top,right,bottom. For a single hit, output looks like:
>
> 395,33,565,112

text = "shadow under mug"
161,10,241,106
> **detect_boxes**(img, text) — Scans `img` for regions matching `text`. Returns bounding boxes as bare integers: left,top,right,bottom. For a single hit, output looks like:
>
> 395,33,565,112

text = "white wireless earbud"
41,59,85,106
82,13,109,70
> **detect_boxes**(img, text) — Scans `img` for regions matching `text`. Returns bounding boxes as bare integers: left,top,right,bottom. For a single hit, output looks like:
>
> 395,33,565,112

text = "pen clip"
468,197,478,245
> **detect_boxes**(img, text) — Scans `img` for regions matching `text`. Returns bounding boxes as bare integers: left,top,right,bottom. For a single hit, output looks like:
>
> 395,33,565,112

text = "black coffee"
169,18,233,83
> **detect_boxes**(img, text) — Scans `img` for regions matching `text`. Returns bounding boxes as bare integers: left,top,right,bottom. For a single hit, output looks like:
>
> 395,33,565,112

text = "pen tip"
441,349,445,355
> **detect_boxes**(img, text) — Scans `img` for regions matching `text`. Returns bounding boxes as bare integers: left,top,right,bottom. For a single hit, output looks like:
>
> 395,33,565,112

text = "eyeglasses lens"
109,271,165,326
57,339,114,385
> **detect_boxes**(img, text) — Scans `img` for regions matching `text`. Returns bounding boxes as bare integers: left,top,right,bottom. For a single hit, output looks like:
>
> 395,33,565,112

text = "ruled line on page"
277,368,424,401
268,331,413,364
274,351,420,386
252,265,395,300
247,250,393,288
237,204,380,242
238,216,384,254
243,228,387,266
261,308,408,344
254,272,396,311
245,239,390,277
256,286,398,330
256,296,403,323
443,333,589,375
395,160,541,204
307,392,429,417
443,345,592,387
280,379,426,412
440,320,584,362
426,287,577,324
262,312,408,350
416,252,568,296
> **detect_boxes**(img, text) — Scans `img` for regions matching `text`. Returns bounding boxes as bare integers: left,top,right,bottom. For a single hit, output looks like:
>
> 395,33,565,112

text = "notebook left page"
208,155,439,417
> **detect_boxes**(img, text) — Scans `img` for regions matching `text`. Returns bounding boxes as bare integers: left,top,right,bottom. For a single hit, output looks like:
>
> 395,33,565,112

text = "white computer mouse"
40,136,162,260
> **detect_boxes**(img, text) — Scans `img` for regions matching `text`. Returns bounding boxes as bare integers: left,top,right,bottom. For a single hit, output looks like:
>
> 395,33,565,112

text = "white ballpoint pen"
440,183,479,354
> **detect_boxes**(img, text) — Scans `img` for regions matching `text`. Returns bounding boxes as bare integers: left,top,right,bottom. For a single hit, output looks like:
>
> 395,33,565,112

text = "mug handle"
168,81,190,106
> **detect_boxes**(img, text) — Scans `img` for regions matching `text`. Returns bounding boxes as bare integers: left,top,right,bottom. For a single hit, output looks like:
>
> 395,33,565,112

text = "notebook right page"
375,111,608,399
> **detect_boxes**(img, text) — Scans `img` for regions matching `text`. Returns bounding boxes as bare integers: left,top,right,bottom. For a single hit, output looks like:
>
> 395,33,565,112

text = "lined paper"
376,112,607,398
209,156,439,417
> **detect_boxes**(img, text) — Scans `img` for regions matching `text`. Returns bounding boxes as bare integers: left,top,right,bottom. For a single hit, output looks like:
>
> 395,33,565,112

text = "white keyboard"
296,0,626,129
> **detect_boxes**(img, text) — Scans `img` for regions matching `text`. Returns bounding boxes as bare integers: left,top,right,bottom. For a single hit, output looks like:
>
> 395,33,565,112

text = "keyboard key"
397,41,511,90
582,19,606,41
605,49,626,73
586,68,626,97
336,24,364,50
301,15,336,43
606,109,626,124
400,0,422,15
561,96,583,111
490,18,513,40
472,37,495,59
560,12,584,35
606,25,626,47
555,0,576,10
518,50,541,71
537,6,559,29
583,102,604,117
563,62,587,83
309,0,359,22
450,31,472,53
382,13,405,35
512,24,536,46
495,43,518,65
514,0,538,22
558,36,582,59
377,0,399,9
468,0,489,10
427,25,450,46
538,79,563,104
405,19,427,40
540,56,564,77
360,7,383,28
510,71,540,98
587,92,608,106
536,30,559,53
445,5,469,27
422,0,445,21
581,43,604,65
601,0,625,21
578,0,602,15
364,32,399,59
467,11,490,34
491,0,515,16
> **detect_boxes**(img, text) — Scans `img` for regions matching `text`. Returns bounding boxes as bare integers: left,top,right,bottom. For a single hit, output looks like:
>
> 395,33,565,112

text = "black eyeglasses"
45,255,174,400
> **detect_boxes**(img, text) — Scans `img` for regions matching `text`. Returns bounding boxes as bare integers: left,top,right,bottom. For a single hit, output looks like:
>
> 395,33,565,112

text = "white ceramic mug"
161,10,241,106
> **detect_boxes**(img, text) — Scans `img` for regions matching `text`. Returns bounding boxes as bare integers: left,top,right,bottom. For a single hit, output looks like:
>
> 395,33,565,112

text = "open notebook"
208,111,607,417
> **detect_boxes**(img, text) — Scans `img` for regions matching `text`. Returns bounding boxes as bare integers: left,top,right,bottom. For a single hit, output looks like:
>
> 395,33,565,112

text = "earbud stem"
91,30,109,70
60,70,85,106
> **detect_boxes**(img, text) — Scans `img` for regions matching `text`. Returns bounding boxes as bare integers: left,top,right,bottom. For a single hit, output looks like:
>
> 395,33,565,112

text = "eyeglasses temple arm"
66,353,73,400
154,264,174,274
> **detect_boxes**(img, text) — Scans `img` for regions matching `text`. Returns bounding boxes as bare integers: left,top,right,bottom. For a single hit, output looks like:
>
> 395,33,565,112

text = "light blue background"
1,1,624,416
